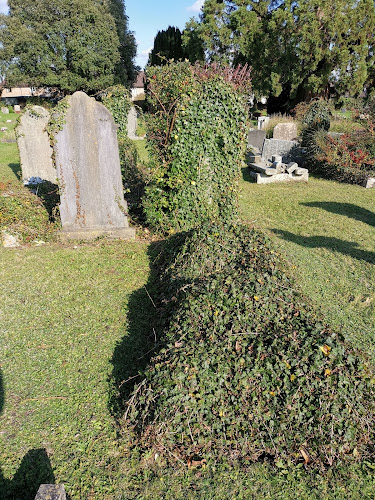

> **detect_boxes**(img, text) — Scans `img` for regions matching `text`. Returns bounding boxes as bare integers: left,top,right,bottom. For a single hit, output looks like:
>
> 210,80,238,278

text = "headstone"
127,106,138,140
247,130,266,153
54,91,135,240
2,230,20,248
17,106,57,183
34,484,66,500
273,122,298,141
1,107,9,114
14,104,21,113
257,116,270,130
262,138,304,164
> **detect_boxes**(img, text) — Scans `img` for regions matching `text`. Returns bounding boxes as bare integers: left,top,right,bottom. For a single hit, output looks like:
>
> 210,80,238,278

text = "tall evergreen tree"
184,0,375,109
0,0,130,94
108,0,137,85
148,26,186,66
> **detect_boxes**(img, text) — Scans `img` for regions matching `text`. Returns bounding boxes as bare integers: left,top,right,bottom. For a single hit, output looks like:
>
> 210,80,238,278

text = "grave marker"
17,105,56,183
54,91,135,240
273,122,298,141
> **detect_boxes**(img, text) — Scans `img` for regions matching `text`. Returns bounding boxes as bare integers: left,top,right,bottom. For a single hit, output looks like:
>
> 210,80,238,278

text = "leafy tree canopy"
0,0,136,94
108,0,138,85
184,0,375,109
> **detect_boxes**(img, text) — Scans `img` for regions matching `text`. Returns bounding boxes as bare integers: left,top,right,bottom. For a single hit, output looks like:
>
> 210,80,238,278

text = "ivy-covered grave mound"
123,221,375,468
143,62,251,234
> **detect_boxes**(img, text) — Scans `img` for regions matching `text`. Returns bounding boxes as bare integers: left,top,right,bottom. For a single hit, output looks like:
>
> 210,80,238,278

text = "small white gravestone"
127,106,138,139
257,116,270,130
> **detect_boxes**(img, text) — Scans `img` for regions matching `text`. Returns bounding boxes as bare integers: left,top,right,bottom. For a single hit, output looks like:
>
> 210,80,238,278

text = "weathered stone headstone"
54,91,135,240
257,116,270,130
262,138,304,164
34,484,66,500
1,107,9,114
247,130,266,153
14,104,21,113
17,106,56,183
127,106,138,140
273,122,298,141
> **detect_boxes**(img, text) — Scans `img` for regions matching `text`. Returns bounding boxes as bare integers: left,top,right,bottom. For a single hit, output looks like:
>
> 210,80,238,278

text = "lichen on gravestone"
53,91,135,240
16,105,57,184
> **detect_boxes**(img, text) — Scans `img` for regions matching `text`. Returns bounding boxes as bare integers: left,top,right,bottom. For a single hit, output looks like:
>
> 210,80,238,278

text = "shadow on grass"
109,241,165,417
8,162,21,180
26,181,60,223
272,229,375,264
241,167,256,183
302,202,375,228
0,371,57,499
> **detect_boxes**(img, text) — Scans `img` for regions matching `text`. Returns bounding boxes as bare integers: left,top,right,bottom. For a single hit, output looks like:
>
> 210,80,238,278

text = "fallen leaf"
187,457,207,469
300,447,310,464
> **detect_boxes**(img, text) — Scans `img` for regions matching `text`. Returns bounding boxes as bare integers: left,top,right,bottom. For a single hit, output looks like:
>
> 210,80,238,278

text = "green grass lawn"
239,170,375,360
0,131,374,498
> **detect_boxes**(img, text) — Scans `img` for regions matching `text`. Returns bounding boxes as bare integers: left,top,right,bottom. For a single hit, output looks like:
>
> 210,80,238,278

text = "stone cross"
54,91,135,240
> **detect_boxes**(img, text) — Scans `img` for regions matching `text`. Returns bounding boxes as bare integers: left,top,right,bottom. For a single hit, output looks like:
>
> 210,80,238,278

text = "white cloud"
140,47,153,57
187,0,204,13
136,46,153,69
0,0,8,14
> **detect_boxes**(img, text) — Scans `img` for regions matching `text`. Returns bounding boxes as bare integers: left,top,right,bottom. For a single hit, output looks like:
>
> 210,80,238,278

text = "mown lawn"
0,131,374,498
239,169,375,359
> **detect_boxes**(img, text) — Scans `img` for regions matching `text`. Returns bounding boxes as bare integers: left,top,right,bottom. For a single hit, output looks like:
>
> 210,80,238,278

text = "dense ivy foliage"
124,221,375,468
143,62,250,234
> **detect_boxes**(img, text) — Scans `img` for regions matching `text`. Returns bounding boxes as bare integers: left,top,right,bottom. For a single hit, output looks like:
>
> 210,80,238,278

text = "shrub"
0,180,59,242
309,129,375,185
329,119,364,134
143,62,250,234
123,221,375,468
301,100,332,148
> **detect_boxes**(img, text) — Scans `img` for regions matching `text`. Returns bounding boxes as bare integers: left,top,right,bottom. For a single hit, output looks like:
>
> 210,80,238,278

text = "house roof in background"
133,71,145,89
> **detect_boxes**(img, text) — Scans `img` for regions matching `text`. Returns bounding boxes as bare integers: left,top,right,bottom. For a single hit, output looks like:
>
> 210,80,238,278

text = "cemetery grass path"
0,133,374,498
0,240,151,498
239,168,375,360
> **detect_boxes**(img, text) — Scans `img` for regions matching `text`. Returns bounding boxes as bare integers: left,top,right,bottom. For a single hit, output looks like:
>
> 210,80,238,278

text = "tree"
184,0,375,110
108,0,137,85
182,20,205,63
148,26,187,66
0,0,132,95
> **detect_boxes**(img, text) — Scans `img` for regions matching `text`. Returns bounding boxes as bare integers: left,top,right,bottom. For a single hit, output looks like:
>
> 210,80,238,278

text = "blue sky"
0,0,204,69
126,0,204,68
